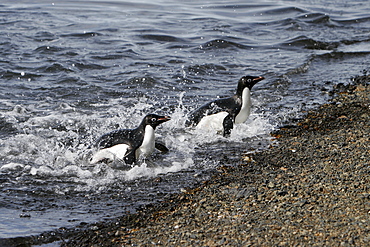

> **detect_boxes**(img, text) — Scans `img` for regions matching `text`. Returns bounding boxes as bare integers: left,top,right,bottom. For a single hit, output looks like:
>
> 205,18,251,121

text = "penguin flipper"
123,149,136,165
223,114,234,137
155,141,169,153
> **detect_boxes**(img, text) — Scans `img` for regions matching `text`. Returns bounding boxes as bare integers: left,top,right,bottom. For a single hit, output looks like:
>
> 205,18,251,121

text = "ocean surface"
1,0,369,241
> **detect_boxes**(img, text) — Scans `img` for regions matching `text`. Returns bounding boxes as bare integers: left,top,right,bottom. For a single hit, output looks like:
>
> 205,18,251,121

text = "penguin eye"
151,118,157,122
247,79,252,83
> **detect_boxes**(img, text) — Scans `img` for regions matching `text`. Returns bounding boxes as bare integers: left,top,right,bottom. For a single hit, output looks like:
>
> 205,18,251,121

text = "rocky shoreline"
2,76,368,247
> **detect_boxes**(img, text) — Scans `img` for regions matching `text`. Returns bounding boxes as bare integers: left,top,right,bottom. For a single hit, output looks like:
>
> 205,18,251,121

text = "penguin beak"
158,116,171,123
253,76,265,82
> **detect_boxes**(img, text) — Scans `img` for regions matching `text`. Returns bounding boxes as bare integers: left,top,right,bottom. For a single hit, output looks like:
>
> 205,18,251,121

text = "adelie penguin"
185,75,265,136
90,114,171,166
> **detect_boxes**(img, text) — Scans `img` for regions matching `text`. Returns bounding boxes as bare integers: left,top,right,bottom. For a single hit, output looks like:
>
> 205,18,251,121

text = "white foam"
229,113,273,142
29,164,93,179
123,158,194,181
0,163,25,171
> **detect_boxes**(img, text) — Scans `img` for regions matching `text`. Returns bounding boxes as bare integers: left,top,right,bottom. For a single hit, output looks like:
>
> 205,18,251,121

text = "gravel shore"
60,76,369,246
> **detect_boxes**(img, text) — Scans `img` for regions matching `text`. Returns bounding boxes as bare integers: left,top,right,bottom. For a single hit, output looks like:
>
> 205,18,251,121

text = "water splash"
0,91,275,195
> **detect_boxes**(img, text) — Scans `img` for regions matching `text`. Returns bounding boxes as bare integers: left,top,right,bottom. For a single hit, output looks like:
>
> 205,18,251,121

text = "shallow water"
1,0,369,240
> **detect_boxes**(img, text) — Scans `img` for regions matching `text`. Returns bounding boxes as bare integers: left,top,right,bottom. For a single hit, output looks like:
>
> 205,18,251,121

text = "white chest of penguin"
235,87,251,124
136,125,155,158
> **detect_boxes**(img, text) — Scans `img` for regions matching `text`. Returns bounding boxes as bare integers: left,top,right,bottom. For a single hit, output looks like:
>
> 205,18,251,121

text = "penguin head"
143,114,171,129
237,75,265,94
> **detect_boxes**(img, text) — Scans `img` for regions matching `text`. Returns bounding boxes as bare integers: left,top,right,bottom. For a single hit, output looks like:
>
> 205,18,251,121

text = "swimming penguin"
90,114,171,165
185,75,264,136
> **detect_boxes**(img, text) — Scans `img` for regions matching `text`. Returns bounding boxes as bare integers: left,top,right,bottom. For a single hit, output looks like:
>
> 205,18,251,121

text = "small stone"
276,191,288,196
267,182,275,188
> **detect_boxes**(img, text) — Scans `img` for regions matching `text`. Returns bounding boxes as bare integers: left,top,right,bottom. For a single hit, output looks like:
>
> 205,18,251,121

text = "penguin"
185,75,264,136
90,114,171,165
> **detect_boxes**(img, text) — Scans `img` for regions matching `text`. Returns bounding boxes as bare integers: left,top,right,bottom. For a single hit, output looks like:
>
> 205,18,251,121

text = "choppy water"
1,0,369,241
